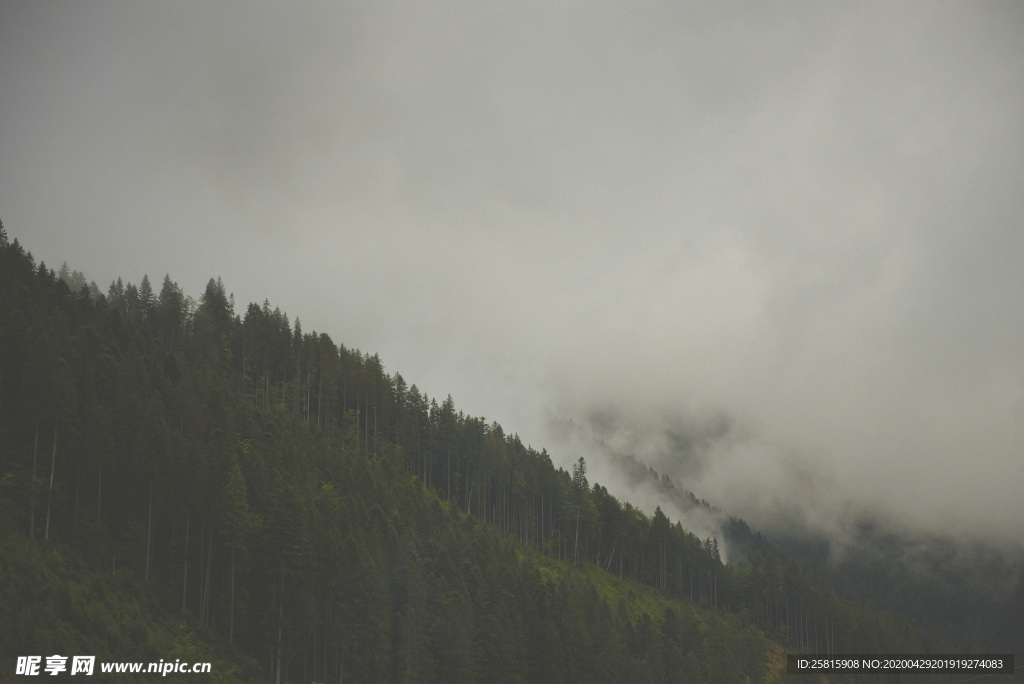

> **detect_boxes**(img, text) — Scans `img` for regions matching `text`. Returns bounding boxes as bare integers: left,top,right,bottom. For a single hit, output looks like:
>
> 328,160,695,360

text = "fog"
2,2,1022,550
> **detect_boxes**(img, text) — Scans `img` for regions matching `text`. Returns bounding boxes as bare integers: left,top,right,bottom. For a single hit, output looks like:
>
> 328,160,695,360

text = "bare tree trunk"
198,521,205,621
73,472,80,532
573,510,580,566
203,530,212,626
96,461,102,525
318,369,323,431
229,541,235,644
44,425,56,541
182,505,189,614
406,607,413,684
29,420,38,538
276,563,284,684
540,491,544,548
145,481,153,581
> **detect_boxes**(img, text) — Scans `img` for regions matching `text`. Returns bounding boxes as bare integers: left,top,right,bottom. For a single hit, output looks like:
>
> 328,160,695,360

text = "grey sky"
2,2,1022,548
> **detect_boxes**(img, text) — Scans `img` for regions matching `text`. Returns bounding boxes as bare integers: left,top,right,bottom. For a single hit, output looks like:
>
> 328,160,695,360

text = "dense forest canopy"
1,225,1019,683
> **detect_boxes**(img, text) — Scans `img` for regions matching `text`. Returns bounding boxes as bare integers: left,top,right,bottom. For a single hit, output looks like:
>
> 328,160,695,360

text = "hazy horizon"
3,1,1022,551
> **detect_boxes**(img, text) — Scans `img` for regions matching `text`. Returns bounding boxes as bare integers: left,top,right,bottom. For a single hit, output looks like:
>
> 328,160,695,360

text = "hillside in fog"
2,227,1021,682
2,2,1023,680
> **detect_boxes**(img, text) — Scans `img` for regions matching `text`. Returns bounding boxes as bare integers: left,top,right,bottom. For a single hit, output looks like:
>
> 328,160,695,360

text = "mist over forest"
4,2,1022,555
3,225,1022,683
2,2,1023,680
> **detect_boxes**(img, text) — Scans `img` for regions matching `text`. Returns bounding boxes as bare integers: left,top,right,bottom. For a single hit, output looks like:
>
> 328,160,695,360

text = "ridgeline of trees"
0,224,971,682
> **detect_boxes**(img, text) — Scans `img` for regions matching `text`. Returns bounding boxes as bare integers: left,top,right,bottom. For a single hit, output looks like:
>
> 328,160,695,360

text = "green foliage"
0,521,256,682
0,231,998,683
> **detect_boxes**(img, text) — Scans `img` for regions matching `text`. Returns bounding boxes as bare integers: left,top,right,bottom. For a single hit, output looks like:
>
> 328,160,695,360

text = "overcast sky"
2,1,1022,549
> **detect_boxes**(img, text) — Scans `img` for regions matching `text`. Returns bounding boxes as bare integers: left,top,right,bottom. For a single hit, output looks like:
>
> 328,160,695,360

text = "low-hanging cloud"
2,2,1022,549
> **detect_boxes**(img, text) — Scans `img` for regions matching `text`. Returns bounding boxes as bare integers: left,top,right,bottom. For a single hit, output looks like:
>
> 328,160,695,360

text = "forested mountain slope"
0,226,989,682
